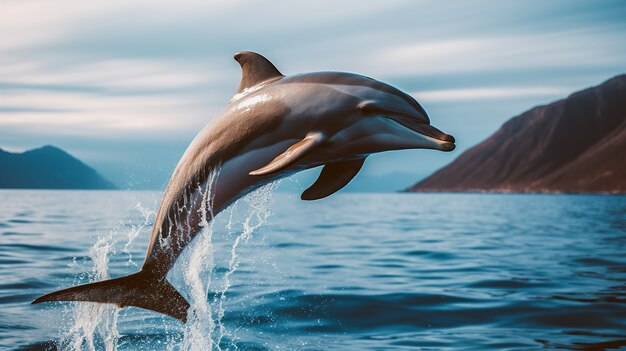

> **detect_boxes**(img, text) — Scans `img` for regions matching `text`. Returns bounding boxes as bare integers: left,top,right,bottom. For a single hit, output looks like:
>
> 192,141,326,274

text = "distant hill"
0,145,116,189
407,75,626,194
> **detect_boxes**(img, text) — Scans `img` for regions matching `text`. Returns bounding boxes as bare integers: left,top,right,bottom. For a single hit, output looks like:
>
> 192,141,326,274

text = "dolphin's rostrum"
33,52,455,322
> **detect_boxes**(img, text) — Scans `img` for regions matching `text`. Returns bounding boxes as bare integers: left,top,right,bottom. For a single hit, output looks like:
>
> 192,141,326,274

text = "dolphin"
33,52,455,322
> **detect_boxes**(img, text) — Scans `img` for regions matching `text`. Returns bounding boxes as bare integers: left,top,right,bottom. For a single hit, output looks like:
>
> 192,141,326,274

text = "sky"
1,0,625,190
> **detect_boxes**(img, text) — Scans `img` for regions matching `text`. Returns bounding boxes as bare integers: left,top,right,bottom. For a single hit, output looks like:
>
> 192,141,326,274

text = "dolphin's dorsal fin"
234,51,283,94
301,157,366,201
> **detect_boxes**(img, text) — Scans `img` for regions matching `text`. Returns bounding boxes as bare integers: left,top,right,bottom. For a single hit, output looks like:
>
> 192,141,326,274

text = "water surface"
1,190,625,350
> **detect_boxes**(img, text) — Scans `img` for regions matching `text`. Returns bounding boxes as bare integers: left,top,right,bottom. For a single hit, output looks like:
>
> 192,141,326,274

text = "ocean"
1,190,625,350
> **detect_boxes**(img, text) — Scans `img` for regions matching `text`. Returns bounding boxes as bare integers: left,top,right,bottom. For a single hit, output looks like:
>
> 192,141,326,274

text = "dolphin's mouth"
388,116,456,152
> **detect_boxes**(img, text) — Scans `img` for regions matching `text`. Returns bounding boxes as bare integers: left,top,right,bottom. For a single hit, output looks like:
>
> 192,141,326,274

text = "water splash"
214,182,279,349
124,202,155,267
180,179,278,351
57,201,156,350
57,173,277,350
58,234,120,351
180,172,220,351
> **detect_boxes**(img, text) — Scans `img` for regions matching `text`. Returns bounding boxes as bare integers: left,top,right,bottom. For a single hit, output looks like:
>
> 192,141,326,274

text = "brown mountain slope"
407,74,626,194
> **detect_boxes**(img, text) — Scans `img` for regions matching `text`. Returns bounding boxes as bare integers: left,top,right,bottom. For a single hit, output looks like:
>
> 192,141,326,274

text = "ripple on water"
8,219,34,224
0,278,53,290
403,249,457,260
0,243,80,253
468,278,550,290
312,264,343,270
2,231,42,237
575,257,625,267
273,242,314,249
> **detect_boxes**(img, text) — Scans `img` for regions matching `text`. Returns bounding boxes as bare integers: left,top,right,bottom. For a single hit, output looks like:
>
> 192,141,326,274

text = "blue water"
1,190,626,350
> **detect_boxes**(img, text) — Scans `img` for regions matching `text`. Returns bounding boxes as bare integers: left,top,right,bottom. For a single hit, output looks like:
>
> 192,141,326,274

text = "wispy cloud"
0,0,242,52
375,30,626,76
0,58,220,92
413,86,570,102
0,57,229,136
0,89,208,136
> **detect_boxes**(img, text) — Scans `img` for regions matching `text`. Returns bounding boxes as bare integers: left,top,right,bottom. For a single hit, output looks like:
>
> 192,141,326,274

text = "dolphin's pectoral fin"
234,51,284,94
250,132,325,176
301,157,365,201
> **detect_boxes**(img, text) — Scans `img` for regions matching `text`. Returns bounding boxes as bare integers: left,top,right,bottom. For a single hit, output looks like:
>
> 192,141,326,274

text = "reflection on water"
0,190,625,350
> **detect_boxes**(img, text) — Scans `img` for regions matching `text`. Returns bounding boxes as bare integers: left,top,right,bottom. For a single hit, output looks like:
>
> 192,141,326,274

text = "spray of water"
180,175,278,351
214,182,279,349
58,234,120,351
123,203,155,267
58,171,277,351
180,171,220,351
214,183,278,350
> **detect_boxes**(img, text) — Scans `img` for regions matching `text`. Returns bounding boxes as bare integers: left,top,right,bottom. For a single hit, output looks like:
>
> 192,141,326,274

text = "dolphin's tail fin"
32,272,189,322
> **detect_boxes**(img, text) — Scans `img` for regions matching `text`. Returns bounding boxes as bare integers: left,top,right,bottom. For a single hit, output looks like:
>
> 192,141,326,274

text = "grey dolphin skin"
33,52,455,322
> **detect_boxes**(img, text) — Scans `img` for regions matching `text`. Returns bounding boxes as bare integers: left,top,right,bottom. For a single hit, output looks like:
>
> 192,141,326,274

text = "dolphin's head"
357,98,455,153
318,74,455,159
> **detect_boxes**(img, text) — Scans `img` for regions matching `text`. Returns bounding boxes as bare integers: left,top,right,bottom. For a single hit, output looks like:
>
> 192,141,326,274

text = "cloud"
0,93,202,137
0,88,209,136
413,86,570,102
0,57,232,137
374,30,626,76
0,0,243,52
0,56,226,92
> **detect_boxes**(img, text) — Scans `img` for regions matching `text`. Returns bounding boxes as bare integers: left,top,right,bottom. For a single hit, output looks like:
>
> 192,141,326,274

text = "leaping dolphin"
33,52,455,322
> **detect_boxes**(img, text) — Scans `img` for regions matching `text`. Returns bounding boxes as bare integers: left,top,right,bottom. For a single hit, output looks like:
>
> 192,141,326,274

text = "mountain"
407,75,626,194
0,145,116,189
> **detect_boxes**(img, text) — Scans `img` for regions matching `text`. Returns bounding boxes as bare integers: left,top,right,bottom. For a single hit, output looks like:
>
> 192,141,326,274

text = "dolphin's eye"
357,100,382,115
